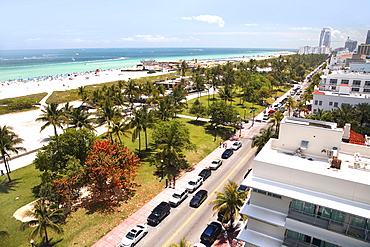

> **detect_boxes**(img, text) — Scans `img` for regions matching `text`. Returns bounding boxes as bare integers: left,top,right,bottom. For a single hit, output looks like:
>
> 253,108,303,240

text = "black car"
221,148,234,159
190,189,208,208
200,221,222,245
237,184,248,192
217,210,229,224
147,201,171,226
198,168,211,181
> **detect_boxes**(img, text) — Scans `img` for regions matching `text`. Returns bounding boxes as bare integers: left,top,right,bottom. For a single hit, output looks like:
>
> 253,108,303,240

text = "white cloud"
181,15,225,28
26,38,43,41
290,27,314,30
244,23,258,27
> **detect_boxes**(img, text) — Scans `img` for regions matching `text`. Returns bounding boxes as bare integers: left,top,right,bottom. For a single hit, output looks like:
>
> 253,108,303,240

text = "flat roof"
255,143,370,186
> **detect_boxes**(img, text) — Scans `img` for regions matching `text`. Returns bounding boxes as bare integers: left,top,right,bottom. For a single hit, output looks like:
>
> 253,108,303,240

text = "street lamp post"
249,108,256,127
214,126,217,141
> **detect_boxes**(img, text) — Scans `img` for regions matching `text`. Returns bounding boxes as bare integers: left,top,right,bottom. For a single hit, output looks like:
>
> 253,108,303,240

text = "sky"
1,0,369,50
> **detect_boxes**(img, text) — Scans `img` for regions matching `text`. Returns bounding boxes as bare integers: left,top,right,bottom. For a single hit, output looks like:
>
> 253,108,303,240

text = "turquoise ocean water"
0,48,295,82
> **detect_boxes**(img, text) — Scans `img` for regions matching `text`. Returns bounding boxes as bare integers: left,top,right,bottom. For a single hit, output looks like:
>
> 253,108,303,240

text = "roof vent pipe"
342,123,351,142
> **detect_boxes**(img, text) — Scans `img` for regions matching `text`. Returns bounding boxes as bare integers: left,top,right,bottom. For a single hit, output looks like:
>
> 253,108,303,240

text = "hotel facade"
237,117,370,247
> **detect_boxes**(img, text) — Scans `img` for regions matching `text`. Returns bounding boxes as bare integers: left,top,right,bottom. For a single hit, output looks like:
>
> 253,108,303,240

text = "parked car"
217,210,229,224
186,176,203,193
237,184,248,192
198,168,211,181
221,148,234,159
210,159,223,170
117,224,148,247
147,201,171,226
169,187,188,207
190,189,208,207
231,141,242,150
268,109,275,115
263,114,269,121
200,221,223,245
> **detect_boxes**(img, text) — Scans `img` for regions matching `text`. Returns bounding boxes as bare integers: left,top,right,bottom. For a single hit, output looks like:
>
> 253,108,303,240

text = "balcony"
287,209,369,242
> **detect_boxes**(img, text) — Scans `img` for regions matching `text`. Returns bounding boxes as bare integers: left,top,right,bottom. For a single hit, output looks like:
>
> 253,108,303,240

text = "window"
331,210,345,224
352,88,360,92
351,215,366,228
318,206,331,220
341,79,349,84
334,102,338,107
332,86,336,90
330,79,337,85
319,101,322,106
314,100,318,105
364,89,370,93
365,81,370,87
353,80,361,86
329,101,333,106
303,202,316,216
291,200,304,212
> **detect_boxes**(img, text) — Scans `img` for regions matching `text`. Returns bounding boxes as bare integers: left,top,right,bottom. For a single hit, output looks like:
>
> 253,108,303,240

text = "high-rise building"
345,37,358,52
366,30,370,45
358,44,370,56
319,28,331,47
237,117,370,247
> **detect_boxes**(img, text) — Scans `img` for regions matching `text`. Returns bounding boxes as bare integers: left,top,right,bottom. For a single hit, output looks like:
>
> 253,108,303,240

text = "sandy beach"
0,69,167,99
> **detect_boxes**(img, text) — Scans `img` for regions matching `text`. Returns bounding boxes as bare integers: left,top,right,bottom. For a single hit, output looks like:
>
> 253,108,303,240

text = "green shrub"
7,98,38,110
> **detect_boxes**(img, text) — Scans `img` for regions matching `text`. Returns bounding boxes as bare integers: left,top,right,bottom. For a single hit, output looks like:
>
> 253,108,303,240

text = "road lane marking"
162,147,255,247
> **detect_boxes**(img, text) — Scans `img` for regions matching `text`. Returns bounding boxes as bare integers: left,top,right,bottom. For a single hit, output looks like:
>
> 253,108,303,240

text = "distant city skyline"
0,0,369,50
319,28,331,47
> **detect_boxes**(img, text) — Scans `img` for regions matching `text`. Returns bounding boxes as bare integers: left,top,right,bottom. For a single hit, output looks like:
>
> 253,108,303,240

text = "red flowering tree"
82,139,141,212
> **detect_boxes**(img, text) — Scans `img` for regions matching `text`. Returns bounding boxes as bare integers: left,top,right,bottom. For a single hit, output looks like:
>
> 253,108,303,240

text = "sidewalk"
92,120,257,247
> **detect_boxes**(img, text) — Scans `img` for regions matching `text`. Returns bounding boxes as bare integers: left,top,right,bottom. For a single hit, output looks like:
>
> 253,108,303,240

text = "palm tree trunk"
2,155,11,183
138,132,141,151
144,129,148,150
44,224,49,245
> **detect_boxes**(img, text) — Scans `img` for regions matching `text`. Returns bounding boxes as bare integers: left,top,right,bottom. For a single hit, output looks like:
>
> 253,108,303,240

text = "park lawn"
0,93,48,115
0,165,42,247
0,116,224,247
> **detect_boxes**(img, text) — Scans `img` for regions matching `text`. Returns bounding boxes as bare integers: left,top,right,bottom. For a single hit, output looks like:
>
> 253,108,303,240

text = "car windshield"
173,193,181,199
233,143,238,146
212,161,218,164
194,194,201,200
189,181,196,185
126,231,135,240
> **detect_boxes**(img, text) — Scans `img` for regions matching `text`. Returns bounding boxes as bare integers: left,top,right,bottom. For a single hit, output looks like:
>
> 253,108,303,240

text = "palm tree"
21,199,65,246
108,118,131,144
36,103,66,138
0,126,26,182
130,108,144,151
77,86,89,106
95,99,120,129
169,237,191,247
268,110,284,134
68,107,95,130
285,97,296,117
251,127,276,154
211,180,246,229
123,79,140,109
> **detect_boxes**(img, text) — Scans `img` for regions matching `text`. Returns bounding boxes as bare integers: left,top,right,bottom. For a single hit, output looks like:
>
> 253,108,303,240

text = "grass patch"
0,93,47,115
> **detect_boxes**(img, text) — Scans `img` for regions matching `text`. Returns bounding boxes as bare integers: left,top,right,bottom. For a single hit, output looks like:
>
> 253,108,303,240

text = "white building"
319,28,331,48
299,46,331,55
237,117,370,247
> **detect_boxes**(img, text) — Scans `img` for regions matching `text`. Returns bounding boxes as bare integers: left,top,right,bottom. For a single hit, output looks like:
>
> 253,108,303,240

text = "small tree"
20,199,65,246
83,139,141,211
189,99,207,120
0,126,26,182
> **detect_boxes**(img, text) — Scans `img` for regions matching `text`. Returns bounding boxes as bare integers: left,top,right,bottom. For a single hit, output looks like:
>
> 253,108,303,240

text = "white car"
231,141,242,150
186,176,203,193
117,224,148,247
169,187,188,207
210,159,223,170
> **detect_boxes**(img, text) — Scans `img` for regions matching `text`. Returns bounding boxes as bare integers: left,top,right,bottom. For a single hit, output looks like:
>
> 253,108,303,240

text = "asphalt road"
136,122,266,247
